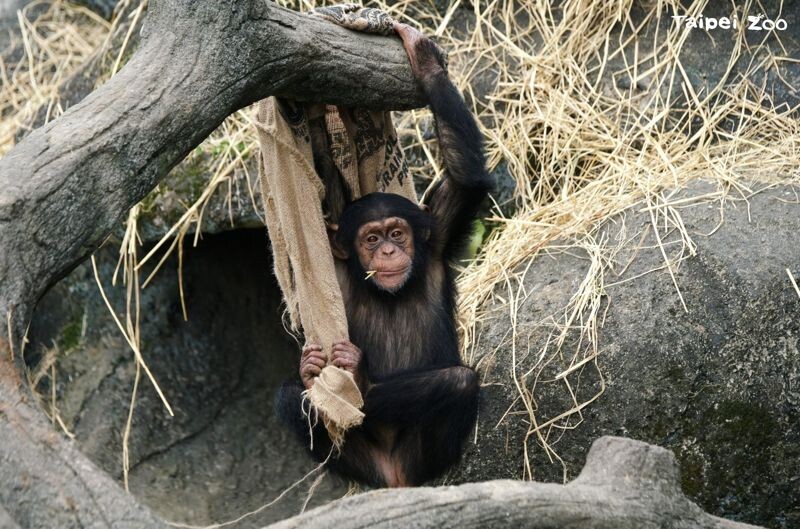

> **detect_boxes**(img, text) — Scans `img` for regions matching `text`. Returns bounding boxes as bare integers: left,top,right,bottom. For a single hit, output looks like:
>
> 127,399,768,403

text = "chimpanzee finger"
300,346,322,358
332,357,356,369
330,345,348,357
300,363,321,378
332,341,360,354
300,359,325,369
394,21,423,41
303,351,327,366
333,361,357,374
392,21,409,33
302,355,327,370
304,361,322,374
302,344,323,357
331,349,358,363
305,349,327,361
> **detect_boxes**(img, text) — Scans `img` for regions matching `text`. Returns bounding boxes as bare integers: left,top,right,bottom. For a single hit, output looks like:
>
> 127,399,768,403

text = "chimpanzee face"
356,216,415,292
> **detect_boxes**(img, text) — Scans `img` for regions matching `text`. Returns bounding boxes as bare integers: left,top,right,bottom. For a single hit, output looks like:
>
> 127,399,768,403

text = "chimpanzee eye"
366,235,379,244
391,230,403,239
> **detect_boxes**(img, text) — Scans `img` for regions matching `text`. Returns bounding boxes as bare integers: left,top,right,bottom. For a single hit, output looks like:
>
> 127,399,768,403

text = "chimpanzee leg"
363,365,479,426
362,366,480,485
274,379,329,461
275,378,387,487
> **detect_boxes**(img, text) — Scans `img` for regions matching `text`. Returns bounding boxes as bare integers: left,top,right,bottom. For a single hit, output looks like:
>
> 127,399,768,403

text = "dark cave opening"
27,228,348,527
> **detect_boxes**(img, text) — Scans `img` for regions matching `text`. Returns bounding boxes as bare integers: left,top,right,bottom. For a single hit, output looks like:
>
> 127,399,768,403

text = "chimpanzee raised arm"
394,22,495,260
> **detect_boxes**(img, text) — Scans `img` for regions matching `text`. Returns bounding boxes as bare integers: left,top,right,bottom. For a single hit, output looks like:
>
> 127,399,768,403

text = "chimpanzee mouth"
377,267,410,277
371,266,413,294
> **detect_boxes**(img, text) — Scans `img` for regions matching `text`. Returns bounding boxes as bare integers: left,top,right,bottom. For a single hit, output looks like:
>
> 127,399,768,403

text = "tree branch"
267,437,763,529
0,0,423,342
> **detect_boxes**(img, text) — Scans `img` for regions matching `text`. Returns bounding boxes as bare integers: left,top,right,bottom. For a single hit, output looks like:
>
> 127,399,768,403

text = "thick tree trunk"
0,1,420,527
0,361,169,528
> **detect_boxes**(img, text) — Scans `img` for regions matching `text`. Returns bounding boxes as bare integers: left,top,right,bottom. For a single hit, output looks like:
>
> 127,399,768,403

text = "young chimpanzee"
276,22,494,487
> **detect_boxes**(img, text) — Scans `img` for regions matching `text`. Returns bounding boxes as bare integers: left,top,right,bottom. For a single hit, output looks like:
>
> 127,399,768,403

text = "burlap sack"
255,25,415,444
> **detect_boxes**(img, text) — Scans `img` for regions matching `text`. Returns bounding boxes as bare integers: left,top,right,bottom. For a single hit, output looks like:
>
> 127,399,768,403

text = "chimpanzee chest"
347,294,458,379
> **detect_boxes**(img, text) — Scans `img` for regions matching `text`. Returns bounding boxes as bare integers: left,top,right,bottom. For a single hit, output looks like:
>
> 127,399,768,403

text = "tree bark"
0,1,421,527
269,437,763,529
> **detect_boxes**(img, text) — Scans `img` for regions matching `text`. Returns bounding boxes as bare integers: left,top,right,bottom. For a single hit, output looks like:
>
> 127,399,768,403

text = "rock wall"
27,229,348,527
452,182,800,528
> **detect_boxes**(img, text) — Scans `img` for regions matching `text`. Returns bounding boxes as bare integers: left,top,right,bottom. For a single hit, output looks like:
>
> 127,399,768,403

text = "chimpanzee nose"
381,243,395,256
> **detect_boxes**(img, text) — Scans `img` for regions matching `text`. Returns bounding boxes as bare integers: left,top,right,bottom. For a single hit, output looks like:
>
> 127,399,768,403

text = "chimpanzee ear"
327,223,349,259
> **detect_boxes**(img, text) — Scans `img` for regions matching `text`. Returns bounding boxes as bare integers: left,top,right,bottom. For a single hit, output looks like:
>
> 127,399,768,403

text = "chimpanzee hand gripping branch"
276,22,495,488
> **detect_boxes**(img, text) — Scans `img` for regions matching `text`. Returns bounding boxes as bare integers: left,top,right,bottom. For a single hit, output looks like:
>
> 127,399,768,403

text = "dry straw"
437,0,798,479
0,1,110,154
3,0,799,487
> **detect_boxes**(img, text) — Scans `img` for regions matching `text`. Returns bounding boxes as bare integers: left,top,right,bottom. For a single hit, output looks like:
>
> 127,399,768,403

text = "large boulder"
452,181,800,529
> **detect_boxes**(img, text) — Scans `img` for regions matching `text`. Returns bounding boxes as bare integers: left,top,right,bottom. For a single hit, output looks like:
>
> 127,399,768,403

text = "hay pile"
2,0,799,480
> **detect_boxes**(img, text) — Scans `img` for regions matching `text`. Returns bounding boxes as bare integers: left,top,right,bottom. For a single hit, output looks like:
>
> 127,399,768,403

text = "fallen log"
269,437,762,529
